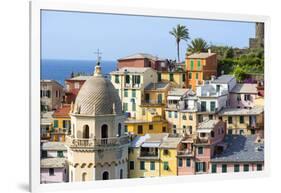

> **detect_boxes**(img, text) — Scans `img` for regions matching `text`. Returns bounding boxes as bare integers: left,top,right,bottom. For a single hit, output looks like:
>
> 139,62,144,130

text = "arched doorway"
83,125,90,138
102,171,109,180
82,172,87,181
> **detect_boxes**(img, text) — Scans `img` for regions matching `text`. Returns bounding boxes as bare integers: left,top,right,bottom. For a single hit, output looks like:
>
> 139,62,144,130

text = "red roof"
53,104,71,118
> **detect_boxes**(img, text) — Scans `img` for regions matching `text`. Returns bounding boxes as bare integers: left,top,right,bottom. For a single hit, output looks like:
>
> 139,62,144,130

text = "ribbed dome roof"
73,66,122,116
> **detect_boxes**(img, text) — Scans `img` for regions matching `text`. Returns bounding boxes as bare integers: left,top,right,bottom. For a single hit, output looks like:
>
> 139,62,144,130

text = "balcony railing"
141,100,164,106
194,137,210,144
177,150,194,157
66,135,129,148
138,151,159,159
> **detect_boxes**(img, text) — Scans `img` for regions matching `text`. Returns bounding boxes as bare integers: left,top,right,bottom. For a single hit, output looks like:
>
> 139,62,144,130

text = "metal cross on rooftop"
94,49,102,65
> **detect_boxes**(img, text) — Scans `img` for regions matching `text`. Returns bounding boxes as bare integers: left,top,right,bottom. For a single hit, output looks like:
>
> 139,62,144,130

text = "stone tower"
66,62,129,182
249,22,264,49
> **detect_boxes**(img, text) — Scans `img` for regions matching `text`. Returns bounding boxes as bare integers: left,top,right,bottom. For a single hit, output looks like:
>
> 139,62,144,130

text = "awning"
167,96,181,100
141,142,161,148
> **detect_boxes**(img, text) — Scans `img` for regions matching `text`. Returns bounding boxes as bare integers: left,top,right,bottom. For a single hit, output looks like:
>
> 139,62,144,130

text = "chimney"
208,49,211,55
211,75,216,81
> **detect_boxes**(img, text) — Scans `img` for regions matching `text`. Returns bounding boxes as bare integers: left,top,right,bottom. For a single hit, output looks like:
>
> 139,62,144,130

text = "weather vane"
94,49,102,66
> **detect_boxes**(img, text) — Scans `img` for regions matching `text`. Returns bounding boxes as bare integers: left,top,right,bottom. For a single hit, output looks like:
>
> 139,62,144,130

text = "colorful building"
64,75,91,104
218,106,264,136
40,111,54,140
110,67,157,119
158,70,187,88
40,80,64,111
210,135,264,173
185,51,217,91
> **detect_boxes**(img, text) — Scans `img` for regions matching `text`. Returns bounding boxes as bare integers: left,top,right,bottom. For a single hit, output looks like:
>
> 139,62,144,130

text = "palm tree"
187,38,209,53
169,24,190,62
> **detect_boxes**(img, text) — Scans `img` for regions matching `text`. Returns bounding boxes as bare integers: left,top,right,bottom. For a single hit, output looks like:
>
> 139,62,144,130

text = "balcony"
125,83,141,89
138,151,160,160
177,149,194,157
194,137,210,144
141,99,165,107
66,135,129,149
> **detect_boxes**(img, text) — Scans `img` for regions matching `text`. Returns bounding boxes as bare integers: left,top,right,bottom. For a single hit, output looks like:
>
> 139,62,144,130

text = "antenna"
94,49,102,66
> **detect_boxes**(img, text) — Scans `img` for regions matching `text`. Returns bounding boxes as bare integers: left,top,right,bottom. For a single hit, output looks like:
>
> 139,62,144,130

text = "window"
124,125,128,133
211,131,215,138
239,130,244,135
163,149,169,155
157,73,161,81
168,111,172,118
195,73,199,80
162,127,166,132
57,151,63,158
102,171,109,180
74,82,80,89
209,115,213,120
174,112,178,118
257,164,262,171
115,75,120,83
182,74,186,81
120,169,123,179
145,93,150,102
125,75,130,84
123,103,128,111
182,115,187,120
149,124,153,130
228,129,233,135
132,90,136,97
222,164,227,173
82,172,87,181
134,75,141,84
234,164,240,172
129,161,134,170
239,116,244,123
195,162,206,172
178,158,183,167
124,89,128,97
150,161,155,170
197,60,201,70
211,164,217,173
63,120,70,129
49,168,55,176
210,101,216,112
189,114,193,120
158,94,162,104
244,94,250,101
188,72,192,79
140,161,145,170
190,60,194,70
237,94,241,101
173,125,176,129
198,147,203,154
163,161,169,170
216,85,220,92
228,116,233,124
201,101,206,112
186,158,191,167
169,73,174,81
137,125,143,134
243,164,249,172
118,123,122,136
53,120,58,128
132,102,136,111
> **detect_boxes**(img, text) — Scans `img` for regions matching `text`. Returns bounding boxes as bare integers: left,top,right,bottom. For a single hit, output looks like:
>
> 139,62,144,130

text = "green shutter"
124,89,128,97
196,73,199,80
212,164,217,173
190,60,194,70
132,90,136,97
234,164,240,172
197,60,201,70
53,120,58,128
150,161,155,170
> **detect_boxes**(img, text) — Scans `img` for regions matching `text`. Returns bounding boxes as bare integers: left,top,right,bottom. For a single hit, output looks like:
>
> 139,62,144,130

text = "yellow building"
128,133,182,178
218,106,264,136
51,104,71,142
158,70,186,88
140,82,171,119
125,114,170,135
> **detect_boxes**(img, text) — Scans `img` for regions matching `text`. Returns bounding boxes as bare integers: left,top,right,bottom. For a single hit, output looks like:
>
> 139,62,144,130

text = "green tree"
187,38,209,53
232,66,247,82
169,24,190,62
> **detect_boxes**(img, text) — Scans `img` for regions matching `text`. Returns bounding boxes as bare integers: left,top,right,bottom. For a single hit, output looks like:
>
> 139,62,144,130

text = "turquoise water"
41,59,117,85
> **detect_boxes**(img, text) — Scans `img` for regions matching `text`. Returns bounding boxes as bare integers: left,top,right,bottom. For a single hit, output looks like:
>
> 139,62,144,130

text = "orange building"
185,51,217,91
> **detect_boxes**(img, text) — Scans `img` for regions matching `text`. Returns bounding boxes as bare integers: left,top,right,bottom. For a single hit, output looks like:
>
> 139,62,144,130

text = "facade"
110,67,157,119
218,106,264,136
185,51,218,91
66,63,129,182
229,83,259,108
211,135,264,173
41,111,54,140
64,76,91,104
129,133,182,178
41,80,64,111
158,70,186,88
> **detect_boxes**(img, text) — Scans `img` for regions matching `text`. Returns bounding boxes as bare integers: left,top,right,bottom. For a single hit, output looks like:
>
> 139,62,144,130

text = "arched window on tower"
101,124,108,145
83,125,90,139
102,171,109,180
118,123,122,137
82,172,87,181
120,169,123,179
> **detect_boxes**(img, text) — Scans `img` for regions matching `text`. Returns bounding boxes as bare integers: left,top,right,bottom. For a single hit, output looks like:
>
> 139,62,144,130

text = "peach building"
185,51,217,91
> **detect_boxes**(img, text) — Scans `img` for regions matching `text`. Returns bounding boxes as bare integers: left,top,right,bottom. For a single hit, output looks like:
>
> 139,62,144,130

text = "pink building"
177,120,226,175
210,135,264,173
40,158,67,183
229,84,258,108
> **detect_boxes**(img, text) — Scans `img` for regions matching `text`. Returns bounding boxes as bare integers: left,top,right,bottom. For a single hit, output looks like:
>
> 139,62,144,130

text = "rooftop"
41,158,66,168
211,75,235,84
186,52,216,59
42,142,67,151
211,135,264,162
160,136,182,148
130,133,169,148
168,88,190,96
231,83,258,94
66,75,91,81
145,82,170,91
198,119,220,130
118,53,158,61
53,104,71,118
40,80,63,87
219,106,264,116
110,67,152,74
40,111,54,126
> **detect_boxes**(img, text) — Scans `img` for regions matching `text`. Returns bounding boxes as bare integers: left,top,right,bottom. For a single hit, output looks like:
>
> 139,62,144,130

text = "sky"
41,10,255,61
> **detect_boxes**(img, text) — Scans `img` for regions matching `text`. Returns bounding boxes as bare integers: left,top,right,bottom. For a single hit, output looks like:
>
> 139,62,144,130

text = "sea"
41,59,117,85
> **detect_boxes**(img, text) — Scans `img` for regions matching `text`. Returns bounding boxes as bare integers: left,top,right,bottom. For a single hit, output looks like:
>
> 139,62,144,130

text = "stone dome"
73,66,122,116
